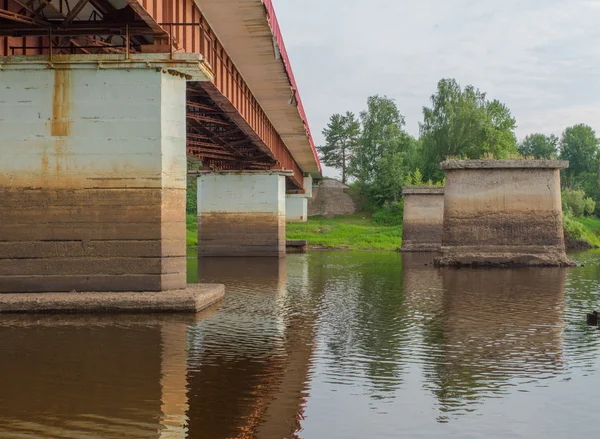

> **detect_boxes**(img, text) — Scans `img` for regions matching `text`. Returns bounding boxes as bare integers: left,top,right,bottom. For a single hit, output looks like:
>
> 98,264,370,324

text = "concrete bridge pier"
437,160,571,267
0,54,223,312
401,187,445,252
197,171,288,257
286,176,313,223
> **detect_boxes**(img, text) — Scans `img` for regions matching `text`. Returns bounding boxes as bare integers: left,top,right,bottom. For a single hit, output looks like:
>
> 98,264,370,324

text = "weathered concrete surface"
437,160,571,267
0,58,198,292
198,172,287,257
0,283,225,313
308,179,356,217
286,195,308,222
401,187,444,252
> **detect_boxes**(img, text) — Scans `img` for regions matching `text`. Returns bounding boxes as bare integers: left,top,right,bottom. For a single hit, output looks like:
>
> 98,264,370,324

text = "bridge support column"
401,187,445,252
198,171,287,257
286,196,308,222
437,160,571,267
0,54,223,309
286,175,312,223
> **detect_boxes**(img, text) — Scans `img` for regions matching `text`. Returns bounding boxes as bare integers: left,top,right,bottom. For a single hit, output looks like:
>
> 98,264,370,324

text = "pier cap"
402,186,445,195
440,160,569,170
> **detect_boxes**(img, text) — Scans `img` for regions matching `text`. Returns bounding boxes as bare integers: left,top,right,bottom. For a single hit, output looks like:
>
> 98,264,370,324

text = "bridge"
0,0,321,296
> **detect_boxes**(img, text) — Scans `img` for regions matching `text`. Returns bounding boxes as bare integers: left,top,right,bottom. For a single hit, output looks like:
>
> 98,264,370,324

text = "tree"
518,133,558,159
353,96,405,183
352,96,413,204
559,124,599,179
419,78,518,181
318,112,361,185
558,124,600,213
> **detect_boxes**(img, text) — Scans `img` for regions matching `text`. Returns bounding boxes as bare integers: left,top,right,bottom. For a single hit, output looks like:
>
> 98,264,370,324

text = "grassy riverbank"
185,213,600,252
286,214,402,251
564,216,600,249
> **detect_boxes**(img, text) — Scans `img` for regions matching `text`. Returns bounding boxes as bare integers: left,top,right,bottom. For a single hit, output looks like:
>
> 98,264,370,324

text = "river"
1,250,599,438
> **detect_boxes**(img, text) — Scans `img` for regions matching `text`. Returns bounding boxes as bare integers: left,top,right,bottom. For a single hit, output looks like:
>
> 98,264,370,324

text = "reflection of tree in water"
420,268,566,419
312,251,410,399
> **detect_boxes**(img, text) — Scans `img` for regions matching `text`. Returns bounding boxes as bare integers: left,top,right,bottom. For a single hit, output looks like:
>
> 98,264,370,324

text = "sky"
272,0,600,178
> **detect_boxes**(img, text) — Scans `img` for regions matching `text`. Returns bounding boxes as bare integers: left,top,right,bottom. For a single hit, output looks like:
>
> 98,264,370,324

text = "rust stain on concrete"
51,70,72,137
54,139,68,173
41,149,49,175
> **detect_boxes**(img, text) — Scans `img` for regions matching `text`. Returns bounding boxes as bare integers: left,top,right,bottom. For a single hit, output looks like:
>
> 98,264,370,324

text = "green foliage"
560,124,599,180
186,177,197,215
286,214,403,251
584,197,596,216
319,112,361,185
405,168,423,186
186,214,198,250
563,215,600,248
350,95,416,205
518,133,558,159
419,78,517,181
372,202,404,226
562,188,596,217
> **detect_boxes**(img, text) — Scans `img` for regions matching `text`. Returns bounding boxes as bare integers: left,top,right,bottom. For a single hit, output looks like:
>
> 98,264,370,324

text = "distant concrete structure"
437,160,571,267
198,171,287,257
308,179,357,217
401,187,445,252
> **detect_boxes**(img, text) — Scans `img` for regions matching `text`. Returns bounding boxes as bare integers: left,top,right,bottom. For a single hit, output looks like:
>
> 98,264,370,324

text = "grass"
186,211,600,253
565,216,600,248
186,214,197,250
286,213,402,251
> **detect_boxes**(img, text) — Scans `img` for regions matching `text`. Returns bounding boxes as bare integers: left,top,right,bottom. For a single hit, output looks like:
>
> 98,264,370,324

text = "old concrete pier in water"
437,160,571,267
0,0,322,312
401,187,445,252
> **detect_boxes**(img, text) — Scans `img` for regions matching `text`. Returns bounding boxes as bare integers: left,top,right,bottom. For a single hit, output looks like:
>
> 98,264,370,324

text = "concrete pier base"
0,284,224,314
0,54,221,303
401,187,444,252
437,160,571,267
198,171,287,257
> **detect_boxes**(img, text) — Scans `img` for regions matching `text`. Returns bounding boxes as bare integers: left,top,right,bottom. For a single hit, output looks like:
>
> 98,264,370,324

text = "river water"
1,250,600,438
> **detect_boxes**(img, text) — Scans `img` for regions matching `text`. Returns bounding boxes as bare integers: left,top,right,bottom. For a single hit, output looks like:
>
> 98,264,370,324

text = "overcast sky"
273,0,600,178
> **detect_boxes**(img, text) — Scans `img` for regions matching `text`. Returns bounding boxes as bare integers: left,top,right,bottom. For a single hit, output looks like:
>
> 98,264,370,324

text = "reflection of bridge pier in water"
402,252,444,313
0,314,206,438
419,265,566,414
185,255,316,439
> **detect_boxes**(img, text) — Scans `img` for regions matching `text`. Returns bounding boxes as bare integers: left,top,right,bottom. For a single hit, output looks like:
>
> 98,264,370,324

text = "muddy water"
1,251,600,438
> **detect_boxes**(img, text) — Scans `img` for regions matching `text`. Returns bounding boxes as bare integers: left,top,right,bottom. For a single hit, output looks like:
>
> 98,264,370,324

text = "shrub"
584,197,596,216
562,188,587,217
373,201,404,226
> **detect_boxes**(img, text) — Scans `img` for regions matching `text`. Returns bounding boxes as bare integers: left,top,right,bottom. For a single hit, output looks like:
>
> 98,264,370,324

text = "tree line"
318,78,600,216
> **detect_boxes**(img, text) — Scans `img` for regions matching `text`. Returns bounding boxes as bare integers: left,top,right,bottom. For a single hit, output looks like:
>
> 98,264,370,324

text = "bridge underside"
187,83,301,191
0,0,313,190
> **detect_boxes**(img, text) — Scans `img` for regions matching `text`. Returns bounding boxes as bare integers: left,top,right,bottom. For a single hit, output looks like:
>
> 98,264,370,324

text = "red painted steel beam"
262,0,321,174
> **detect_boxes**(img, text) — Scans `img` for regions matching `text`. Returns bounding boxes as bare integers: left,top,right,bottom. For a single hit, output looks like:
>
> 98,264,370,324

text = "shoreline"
186,213,600,254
